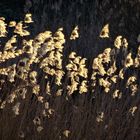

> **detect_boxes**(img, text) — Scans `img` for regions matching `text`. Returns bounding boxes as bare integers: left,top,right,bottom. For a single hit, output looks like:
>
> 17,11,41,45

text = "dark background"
0,0,140,58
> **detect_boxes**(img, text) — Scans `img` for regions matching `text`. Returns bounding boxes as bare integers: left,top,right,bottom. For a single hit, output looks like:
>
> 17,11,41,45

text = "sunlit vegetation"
0,13,140,140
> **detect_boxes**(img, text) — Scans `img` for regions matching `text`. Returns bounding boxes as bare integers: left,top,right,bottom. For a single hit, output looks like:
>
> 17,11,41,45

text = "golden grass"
0,13,140,140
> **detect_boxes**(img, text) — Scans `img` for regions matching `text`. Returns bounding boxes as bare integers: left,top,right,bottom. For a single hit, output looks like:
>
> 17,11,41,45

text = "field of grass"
0,11,140,140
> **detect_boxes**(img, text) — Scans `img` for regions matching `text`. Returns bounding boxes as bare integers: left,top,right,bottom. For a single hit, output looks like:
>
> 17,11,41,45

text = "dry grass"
0,13,140,140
